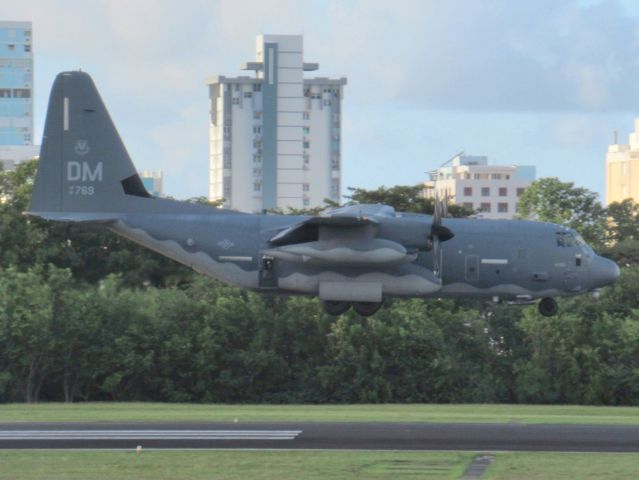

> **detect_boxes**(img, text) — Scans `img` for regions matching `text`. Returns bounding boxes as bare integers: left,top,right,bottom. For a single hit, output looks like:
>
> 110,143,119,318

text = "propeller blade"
429,190,454,278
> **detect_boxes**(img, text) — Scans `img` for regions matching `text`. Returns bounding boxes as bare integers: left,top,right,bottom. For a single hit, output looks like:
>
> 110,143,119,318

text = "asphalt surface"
1,422,639,452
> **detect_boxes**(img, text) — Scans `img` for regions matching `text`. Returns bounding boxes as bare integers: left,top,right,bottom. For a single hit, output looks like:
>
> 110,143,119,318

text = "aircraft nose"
591,256,620,288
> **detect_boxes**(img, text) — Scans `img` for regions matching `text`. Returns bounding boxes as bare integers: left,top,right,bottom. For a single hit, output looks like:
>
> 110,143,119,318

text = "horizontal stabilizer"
25,212,124,223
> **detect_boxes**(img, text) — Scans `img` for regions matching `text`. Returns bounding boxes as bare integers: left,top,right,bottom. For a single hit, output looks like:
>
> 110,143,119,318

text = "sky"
5,0,639,202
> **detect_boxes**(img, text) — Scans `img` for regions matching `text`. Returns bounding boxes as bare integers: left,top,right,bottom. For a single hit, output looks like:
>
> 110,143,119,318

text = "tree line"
1,161,638,404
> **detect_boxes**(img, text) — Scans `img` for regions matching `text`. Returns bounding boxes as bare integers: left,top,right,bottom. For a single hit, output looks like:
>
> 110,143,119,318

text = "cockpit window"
556,231,585,248
573,233,586,246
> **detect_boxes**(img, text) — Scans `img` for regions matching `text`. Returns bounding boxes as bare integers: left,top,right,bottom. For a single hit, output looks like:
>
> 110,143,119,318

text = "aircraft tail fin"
29,71,150,219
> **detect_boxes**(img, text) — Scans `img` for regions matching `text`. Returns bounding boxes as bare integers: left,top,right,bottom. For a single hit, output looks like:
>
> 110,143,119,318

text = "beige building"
423,154,536,220
606,119,639,205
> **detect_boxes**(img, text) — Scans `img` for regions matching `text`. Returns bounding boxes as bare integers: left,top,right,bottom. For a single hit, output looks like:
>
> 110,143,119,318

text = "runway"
1,422,639,452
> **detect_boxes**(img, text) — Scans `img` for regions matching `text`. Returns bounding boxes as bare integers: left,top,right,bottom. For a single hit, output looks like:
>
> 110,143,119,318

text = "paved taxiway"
1,422,638,452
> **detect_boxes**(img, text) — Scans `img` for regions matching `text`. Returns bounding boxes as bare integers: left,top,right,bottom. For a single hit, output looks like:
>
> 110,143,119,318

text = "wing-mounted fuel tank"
275,262,442,302
264,238,416,266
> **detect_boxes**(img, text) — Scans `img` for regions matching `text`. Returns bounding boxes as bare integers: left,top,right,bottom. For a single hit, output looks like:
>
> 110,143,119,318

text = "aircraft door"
258,253,278,289
465,254,479,282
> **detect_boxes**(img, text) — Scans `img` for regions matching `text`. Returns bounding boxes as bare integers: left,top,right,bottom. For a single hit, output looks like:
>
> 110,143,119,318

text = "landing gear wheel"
538,297,558,317
352,302,383,317
321,300,351,316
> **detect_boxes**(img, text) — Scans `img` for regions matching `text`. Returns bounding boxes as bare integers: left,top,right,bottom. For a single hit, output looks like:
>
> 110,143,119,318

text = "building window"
303,198,310,207
244,92,252,98
303,112,310,120
253,111,262,119
331,181,339,194
331,156,339,169
253,140,261,148
499,187,507,196
24,45,31,52
8,44,15,51
491,173,502,180
253,83,261,92
253,181,262,192
498,203,508,213
481,187,490,197
473,173,481,179
253,154,261,163
516,187,525,197
0,89,10,98
505,174,510,179
303,141,310,149
304,154,310,164
253,126,261,134
464,187,472,196
253,168,262,177
303,126,310,134
480,203,491,212
463,202,473,210
231,97,240,105
303,183,310,192
13,89,31,98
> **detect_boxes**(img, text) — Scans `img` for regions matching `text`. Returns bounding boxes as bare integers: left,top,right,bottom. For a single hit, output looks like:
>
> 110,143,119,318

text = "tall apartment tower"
0,21,38,170
207,35,346,212
606,119,639,205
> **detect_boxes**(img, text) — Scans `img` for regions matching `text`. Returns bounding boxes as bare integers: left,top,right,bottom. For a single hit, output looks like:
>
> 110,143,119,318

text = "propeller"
429,190,454,278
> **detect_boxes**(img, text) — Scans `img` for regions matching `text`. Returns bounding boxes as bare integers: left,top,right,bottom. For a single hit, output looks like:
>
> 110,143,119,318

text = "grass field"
0,451,638,480
1,402,639,425
0,450,472,480
485,452,639,480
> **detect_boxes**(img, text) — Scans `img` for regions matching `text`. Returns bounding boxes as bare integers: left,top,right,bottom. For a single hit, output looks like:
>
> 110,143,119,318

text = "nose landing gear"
538,297,558,317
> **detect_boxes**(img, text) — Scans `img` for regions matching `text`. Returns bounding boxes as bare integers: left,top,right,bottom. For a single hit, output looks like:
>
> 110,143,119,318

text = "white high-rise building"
423,154,536,219
207,34,346,212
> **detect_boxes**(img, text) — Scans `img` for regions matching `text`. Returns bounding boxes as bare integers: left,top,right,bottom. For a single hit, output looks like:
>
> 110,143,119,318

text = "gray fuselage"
107,203,619,303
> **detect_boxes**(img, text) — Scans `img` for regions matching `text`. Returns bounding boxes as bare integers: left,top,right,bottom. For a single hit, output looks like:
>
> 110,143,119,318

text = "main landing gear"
538,297,558,317
321,300,383,317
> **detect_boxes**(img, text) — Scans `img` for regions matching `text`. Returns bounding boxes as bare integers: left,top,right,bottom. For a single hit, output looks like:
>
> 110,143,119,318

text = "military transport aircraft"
28,72,620,317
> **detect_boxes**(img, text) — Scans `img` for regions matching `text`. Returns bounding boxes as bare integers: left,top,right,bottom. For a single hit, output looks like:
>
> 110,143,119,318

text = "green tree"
0,267,55,402
517,177,606,246
346,185,471,217
606,198,639,242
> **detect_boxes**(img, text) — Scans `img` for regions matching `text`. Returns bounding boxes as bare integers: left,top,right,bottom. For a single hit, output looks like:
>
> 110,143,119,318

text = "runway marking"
0,430,302,441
